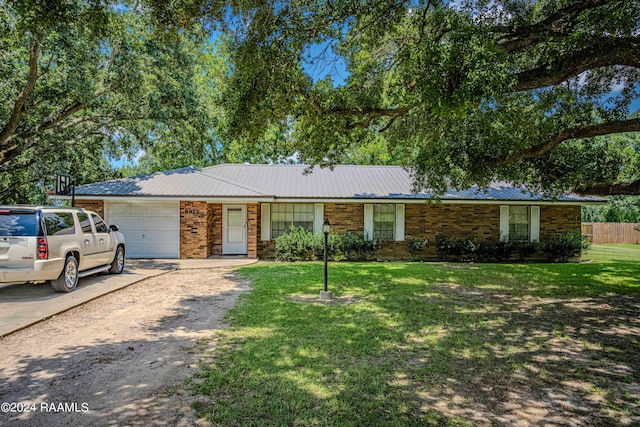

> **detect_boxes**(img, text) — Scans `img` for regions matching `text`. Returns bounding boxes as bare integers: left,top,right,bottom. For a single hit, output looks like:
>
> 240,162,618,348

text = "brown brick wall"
324,203,364,234
372,204,500,260
210,203,222,256
75,200,104,218
258,202,502,260
180,201,209,259
247,203,259,258
540,205,581,239
249,202,584,260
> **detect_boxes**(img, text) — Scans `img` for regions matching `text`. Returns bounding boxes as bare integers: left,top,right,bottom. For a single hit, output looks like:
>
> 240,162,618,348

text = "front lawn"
191,245,640,426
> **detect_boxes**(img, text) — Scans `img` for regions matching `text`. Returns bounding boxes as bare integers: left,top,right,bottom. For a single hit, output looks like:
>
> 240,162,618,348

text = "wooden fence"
581,222,640,244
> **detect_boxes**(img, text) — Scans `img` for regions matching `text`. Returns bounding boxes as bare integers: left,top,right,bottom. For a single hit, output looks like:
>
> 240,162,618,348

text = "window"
373,204,395,240
44,212,76,236
77,213,93,234
0,211,39,236
509,206,530,242
91,214,108,233
271,203,314,238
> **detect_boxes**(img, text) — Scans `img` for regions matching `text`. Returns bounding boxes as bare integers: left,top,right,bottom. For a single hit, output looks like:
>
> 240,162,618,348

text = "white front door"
222,205,247,255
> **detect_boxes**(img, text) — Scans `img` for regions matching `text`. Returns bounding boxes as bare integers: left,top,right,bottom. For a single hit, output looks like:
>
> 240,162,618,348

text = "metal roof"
73,166,268,198
72,164,606,203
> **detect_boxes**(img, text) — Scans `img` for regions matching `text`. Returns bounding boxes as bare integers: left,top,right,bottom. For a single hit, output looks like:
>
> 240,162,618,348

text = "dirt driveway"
0,268,250,426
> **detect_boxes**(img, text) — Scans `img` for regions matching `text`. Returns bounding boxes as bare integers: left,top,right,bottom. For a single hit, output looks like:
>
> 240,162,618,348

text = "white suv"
0,206,126,292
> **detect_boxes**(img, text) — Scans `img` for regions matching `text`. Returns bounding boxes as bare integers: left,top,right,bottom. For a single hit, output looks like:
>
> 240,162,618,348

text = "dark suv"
0,206,126,292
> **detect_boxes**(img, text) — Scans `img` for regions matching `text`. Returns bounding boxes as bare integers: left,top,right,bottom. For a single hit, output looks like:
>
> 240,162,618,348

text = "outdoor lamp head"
323,219,331,234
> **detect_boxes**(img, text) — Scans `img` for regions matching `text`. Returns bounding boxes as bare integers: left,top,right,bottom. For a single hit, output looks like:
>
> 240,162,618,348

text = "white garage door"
106,202,180,258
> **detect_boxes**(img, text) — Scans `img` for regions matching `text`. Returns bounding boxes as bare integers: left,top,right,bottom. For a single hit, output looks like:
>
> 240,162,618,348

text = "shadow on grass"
192,260,640,426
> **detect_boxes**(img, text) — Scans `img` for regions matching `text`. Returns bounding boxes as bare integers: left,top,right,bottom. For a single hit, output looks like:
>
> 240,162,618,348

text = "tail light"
38,237,49,260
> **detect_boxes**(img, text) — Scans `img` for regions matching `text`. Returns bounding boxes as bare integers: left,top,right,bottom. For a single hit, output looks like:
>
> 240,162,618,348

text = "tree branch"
345,107,410,129
0,37,41,149
493,0,615,52
492,117,640,165
512,37,640,91
574,179,640,196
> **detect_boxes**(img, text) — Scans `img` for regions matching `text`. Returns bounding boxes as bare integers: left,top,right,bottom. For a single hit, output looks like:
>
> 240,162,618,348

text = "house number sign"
185,209,199,214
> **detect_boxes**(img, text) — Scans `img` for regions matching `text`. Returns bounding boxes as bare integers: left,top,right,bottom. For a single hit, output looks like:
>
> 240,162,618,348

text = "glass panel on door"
227,208,244,243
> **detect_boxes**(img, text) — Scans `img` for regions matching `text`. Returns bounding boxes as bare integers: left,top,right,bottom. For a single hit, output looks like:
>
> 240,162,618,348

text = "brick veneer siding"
209,203,223,256
247,203,259,258
256,202,581,260
180,201,209,259
540,205,581,239
324,203,365,234
374,203,501,260
75,200,104,218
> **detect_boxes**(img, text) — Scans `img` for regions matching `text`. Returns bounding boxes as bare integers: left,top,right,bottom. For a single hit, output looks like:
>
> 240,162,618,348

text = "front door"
222,205,247,255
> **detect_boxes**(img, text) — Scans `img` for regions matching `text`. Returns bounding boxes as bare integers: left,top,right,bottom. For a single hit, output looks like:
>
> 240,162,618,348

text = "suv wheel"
51,256,79,293
109,246,125,274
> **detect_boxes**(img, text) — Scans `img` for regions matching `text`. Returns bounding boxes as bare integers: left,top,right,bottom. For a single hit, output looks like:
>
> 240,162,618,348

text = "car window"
44,212,76,236
0,211,39,236
92,214,108,233
77,213,93,234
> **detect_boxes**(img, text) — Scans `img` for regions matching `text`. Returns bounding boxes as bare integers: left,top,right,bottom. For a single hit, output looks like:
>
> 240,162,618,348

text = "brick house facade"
76,199,582,260
68,164,598,260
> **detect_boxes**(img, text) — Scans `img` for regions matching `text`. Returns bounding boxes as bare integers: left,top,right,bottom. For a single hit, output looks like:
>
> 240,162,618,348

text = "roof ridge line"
194,168,271,196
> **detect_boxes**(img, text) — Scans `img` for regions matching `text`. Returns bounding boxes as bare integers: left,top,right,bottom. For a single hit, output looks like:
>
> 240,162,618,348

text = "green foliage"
541,231,591,263
274,228,380,262
338,232,380,261
274,226,340,261
407,238,429,261
274,226,316,261
311,232,341,261
435,233,586,263
219,0,640,196
0,2,220,202
582,196,640,223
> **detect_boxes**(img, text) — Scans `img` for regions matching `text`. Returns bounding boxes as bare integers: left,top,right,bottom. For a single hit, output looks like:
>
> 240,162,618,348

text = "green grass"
190,245,640,426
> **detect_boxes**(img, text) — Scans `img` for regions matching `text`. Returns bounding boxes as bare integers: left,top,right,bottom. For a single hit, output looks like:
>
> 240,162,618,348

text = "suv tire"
109,246,125,274
51,256,79,293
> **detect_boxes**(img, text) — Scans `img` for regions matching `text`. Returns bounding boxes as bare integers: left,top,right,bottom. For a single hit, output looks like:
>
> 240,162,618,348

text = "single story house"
59,164,605,259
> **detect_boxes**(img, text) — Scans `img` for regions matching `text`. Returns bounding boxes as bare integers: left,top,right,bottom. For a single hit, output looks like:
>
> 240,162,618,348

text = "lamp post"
320,219,332,301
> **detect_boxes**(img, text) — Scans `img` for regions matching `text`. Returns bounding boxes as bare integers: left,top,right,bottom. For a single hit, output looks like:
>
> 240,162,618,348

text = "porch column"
247,203,259,258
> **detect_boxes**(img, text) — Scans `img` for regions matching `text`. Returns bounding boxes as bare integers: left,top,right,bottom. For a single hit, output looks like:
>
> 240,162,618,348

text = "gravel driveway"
0,268,251,426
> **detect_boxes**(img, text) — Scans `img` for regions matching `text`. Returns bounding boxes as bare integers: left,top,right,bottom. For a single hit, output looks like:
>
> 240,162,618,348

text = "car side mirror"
109,224,119,232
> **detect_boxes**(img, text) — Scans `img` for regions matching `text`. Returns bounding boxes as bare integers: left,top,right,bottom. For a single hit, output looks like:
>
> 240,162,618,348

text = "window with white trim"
373,204,395,240
509,206,530,242
271,203,314,238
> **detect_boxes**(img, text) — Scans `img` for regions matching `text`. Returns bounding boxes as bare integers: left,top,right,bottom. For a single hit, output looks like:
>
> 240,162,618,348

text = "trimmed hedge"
435,231,590,263
274,228,589,263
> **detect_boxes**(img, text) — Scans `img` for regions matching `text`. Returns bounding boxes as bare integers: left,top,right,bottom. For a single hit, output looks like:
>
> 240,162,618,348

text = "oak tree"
219,0,640,195
0,0,215,202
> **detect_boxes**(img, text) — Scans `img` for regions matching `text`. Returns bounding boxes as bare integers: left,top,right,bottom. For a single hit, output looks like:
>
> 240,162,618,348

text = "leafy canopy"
0,0,218,203
218,0,640,196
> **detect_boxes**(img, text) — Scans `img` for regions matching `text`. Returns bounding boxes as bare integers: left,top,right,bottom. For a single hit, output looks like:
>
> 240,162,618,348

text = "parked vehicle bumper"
0,258,65,284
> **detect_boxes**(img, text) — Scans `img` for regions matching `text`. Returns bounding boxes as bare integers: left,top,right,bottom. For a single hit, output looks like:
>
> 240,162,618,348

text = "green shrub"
435,234,452,261
407,238,429,260
311,231,341,261
435,234,475,261
510,240,540,261
274,226,316,261
437,235,539,262
541,231,590,262
339,232,379,261
474,239,508,262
